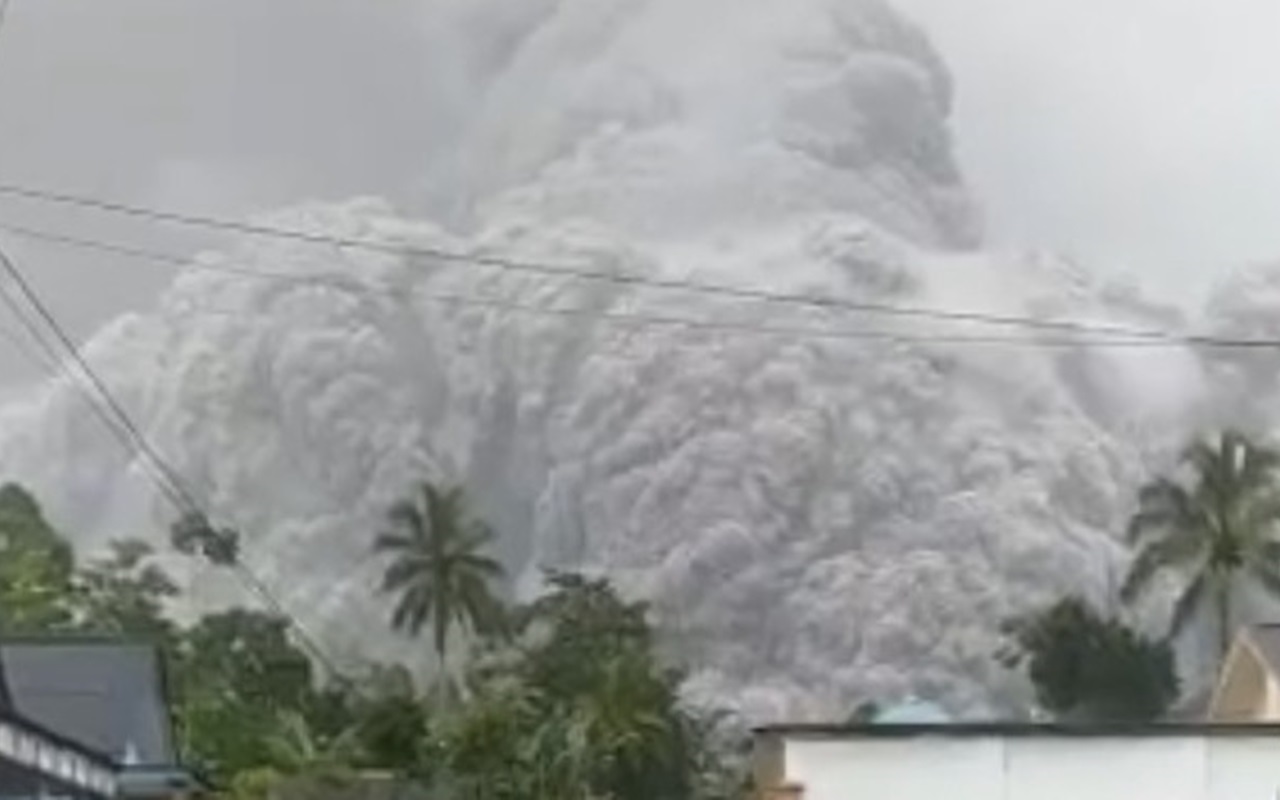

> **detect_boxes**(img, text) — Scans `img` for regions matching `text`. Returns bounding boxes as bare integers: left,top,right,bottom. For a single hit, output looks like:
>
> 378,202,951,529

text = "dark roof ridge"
0,634,164,648
755,721,1280,738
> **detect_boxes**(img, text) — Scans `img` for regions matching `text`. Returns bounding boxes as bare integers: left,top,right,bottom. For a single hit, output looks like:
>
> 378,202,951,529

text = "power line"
0,217,1267,353
0,247,202,511
0,0,284,657
0,180,1204,343
0,242,343,678
0,307,190,511
0,257,194,512
4,217,1280,351
0,3,344,681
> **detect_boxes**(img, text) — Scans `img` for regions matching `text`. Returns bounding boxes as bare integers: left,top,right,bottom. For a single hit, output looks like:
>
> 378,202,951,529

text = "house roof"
0,638,177,767
755,721,1280,739
1245,624,1280,674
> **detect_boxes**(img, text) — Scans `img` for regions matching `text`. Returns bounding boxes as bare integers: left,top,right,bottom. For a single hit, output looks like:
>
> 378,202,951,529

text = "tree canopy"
0,482,743,799
1000,597,1179,722
1123,430,1280,660
373,483,506,665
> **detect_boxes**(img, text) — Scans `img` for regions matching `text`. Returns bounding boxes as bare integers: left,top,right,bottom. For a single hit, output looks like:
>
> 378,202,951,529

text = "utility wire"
0,180,1204,343
0,220,1174,348
2,217,1278,351
0,294,190,512
0,254,190,510
0,241,342,678
0,247,201,511
0,2,341,678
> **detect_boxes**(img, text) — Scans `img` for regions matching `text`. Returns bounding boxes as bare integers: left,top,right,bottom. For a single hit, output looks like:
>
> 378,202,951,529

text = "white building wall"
1206,737,1280,796
785,737,1003,800
782,734,1280,800
1003,737,1202,800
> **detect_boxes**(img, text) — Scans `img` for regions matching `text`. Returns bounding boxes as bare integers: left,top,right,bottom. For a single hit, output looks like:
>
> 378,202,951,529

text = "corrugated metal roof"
0,640,175,766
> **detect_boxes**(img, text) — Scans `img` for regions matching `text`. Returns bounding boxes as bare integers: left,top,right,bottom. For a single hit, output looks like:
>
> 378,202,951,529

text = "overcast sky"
0,0,1279,386
897,0,1280,300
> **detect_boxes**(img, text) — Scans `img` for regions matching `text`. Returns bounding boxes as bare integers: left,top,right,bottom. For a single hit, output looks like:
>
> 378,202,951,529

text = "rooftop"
756,721,1280,739
0,637,177,766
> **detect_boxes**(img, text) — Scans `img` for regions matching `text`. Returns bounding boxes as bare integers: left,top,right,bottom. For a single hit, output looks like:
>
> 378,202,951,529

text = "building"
754,722,1280,800
1208,623,1280,722
753,626,1280,800
0,638,201,800
0,651,117,798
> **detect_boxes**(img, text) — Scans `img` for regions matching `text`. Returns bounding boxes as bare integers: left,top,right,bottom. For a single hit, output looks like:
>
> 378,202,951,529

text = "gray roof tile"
0,640,176,766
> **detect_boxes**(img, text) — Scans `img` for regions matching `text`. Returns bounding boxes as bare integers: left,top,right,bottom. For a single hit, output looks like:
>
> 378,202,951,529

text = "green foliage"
71,539,179,637
170,511,241,566
1000,597,1179,722
429,572,737,800
847,701,880,724
264,709,360,782
226,767,283,800
373,483,506,664
1123,430,1280,659
0,483,741,799
170,609,321,781
0,483,75,632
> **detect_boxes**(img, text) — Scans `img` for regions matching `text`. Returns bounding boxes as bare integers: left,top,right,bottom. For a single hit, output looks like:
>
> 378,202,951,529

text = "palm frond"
391,586,433,635
385,499,423,533
1240,435,1280,487
1250,562,1280,601
1121,532,1205,603
1258,540,1280,565
372,531,414,553
1128,479,1195,544
1241,493,1280,547
379,557,429,592
373,482,506,659
457,552,505,577
1181,436,1220,476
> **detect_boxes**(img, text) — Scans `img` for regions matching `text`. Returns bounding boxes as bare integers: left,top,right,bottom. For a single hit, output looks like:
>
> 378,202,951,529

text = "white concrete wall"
782,734,1280,800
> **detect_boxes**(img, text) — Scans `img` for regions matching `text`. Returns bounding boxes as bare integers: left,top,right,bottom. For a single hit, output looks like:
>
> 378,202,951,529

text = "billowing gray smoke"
0,0,1223,720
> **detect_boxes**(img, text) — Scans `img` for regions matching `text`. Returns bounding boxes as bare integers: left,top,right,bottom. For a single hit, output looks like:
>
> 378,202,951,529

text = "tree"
1122,430,1280,661
847,701,880,724
329,664,429,772
572,650,680,794
513,572,654,701
1000,597,1179,722
171,609,318,781
432,572,735,800
170,511,240,566
373,483,505,667
0,483,75,633
71,539,178,638
264,710,358,781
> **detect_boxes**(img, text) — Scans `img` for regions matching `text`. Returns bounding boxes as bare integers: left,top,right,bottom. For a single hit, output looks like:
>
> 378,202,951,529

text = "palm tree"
374,483,505,668
1122,430,1280,662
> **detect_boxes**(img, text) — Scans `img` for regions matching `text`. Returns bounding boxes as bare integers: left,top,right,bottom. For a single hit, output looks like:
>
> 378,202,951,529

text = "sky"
1,0,1280,385
896,0,1280,299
